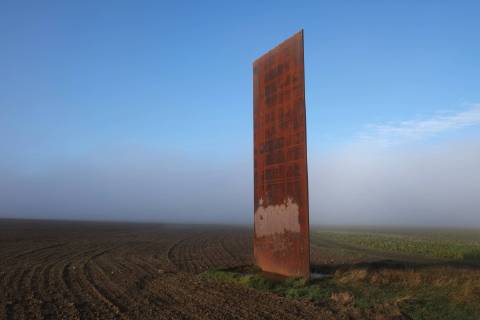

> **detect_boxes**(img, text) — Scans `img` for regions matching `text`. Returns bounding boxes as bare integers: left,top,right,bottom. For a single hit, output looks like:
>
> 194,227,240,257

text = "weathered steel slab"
253,30,310,278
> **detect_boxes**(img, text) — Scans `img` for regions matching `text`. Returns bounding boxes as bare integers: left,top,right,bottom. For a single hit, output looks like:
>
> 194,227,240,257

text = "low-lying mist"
1,137,479,227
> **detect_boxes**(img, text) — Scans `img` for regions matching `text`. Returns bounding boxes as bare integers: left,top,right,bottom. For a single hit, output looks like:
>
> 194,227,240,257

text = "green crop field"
309,227,480,319
312,227,480,263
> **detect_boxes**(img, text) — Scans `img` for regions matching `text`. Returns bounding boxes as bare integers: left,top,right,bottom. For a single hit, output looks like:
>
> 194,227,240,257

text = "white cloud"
358,104,480,146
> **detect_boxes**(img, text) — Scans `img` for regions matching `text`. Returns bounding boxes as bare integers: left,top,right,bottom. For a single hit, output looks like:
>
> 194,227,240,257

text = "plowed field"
0,220,338,320
3,220,479,320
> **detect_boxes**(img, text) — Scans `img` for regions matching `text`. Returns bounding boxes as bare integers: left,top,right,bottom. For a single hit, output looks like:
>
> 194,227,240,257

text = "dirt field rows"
0,220,340,320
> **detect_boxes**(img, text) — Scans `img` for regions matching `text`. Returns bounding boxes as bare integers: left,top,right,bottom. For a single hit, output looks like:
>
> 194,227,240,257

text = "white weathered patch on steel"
254,198,300,237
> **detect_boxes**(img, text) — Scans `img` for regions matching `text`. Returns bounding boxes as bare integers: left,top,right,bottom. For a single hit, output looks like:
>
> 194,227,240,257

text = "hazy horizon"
1,1,480,226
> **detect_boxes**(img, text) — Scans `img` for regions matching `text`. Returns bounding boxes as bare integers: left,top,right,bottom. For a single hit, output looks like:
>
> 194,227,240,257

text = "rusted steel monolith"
253,30,310,278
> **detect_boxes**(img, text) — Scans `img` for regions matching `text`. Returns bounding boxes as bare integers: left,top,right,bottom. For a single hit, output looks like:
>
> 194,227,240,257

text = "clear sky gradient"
1,1,480,225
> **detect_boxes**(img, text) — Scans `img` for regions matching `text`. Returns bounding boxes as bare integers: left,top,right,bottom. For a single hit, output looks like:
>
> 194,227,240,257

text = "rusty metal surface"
253,30,310,278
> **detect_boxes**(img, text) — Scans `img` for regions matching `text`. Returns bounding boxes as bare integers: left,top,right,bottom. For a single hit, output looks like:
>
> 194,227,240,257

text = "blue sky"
1,1,480,225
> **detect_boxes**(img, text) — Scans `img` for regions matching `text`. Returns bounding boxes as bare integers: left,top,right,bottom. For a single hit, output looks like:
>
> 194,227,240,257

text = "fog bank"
311,138,480,227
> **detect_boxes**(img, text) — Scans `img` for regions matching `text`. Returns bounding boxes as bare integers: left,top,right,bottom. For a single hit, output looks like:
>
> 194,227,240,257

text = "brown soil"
0,219,344,320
